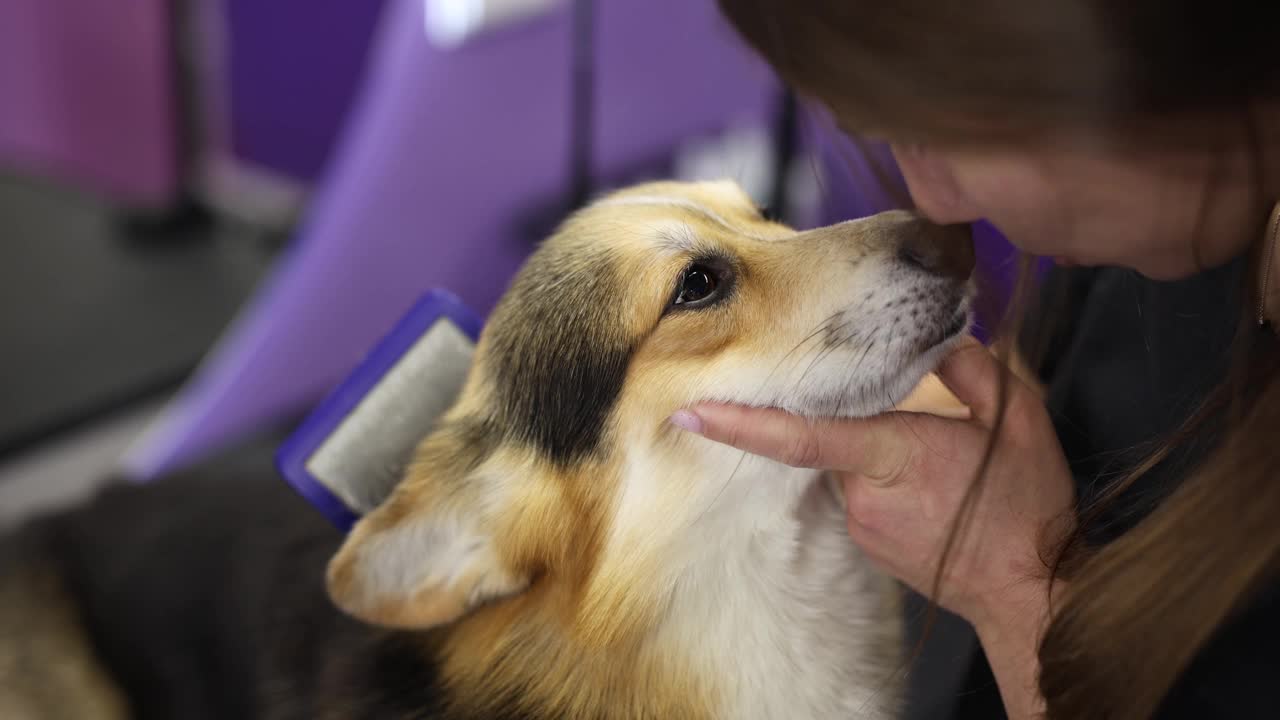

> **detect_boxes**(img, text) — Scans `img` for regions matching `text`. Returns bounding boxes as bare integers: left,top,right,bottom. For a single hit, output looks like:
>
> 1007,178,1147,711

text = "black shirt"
951,260,1280,718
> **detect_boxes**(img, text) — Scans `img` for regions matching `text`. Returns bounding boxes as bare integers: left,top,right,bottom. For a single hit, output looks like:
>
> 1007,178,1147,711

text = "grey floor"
0,172,274,456
0,400,161,529
0,166,276,527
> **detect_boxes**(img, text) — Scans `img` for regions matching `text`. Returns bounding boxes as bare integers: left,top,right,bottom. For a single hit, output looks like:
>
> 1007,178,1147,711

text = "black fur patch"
484,240,635,465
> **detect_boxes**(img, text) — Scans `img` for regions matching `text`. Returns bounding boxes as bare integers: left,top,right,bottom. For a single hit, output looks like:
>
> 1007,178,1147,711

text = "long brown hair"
715,1,1280,717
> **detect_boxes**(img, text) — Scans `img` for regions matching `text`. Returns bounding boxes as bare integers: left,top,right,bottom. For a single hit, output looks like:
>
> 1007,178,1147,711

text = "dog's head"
327,180,973,639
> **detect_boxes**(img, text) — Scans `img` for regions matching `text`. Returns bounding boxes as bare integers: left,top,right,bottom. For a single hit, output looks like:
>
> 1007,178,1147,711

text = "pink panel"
0,0,179,207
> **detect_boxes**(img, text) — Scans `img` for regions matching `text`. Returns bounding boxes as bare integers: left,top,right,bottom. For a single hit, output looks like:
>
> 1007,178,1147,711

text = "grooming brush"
275,290,482,532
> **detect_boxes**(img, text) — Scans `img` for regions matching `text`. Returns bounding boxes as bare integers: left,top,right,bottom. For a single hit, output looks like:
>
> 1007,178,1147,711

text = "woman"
671,2,1280,718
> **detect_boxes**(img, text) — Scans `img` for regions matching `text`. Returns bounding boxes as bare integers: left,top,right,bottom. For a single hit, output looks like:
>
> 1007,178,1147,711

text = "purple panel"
0,0,179,206
222,0,392,181
593,0,778,172
123,0,777,478
803,108,911,224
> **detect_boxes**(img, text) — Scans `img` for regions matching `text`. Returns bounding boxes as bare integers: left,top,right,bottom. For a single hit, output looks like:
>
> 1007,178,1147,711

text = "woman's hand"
669,337,1075,631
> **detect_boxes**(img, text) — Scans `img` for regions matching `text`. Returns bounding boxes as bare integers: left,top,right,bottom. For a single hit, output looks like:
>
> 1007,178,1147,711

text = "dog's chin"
880,308,971,406
878,329,968,411
694,307,972,422
799,310,972,420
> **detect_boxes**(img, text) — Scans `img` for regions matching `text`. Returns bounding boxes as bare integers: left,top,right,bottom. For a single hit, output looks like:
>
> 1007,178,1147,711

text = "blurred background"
0,1,1020,715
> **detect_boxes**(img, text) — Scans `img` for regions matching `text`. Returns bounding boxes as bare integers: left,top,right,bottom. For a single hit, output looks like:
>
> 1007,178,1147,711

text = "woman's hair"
714,1,1280,717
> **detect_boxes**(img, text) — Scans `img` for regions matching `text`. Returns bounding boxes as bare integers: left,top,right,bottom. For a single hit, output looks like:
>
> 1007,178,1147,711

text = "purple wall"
222,0,393,181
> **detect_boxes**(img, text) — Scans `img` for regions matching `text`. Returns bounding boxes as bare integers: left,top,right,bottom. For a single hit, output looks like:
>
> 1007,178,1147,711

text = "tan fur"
328,179,973,718
0,561,128,720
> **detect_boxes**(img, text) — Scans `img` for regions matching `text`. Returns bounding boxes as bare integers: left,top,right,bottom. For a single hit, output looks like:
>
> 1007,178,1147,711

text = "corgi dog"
0,180,974,720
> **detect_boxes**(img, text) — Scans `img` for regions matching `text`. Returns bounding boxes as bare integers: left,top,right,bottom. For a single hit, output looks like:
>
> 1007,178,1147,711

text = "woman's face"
887,132,1262,281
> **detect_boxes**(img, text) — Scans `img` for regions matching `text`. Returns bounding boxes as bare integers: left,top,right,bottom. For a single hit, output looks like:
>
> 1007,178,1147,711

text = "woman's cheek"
891,142,1088,260
945,155,1078,255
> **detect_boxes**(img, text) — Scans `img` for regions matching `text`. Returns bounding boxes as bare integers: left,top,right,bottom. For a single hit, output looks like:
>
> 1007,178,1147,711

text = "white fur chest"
618,441,905,719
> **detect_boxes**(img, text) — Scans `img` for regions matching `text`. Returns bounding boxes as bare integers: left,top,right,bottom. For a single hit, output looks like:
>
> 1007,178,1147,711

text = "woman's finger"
894,372,972,419
670,404,912,481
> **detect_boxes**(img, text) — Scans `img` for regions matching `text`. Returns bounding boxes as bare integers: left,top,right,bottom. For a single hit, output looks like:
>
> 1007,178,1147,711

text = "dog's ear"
325,435,532,629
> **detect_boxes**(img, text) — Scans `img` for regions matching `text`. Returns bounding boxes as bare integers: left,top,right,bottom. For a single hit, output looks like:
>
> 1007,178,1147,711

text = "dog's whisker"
788,311,845,358
686,309,855,528
742,310,846,412
688,310,858,527
787,330,849,404
821,333,879,417
789,340,854,419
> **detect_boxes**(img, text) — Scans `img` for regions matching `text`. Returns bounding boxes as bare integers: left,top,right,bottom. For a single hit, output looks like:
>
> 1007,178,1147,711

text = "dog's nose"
896,220,975,282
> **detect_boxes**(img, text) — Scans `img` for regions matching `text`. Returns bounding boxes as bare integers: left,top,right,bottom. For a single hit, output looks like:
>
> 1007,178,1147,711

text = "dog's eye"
674,264,719,306
666,256,734,315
